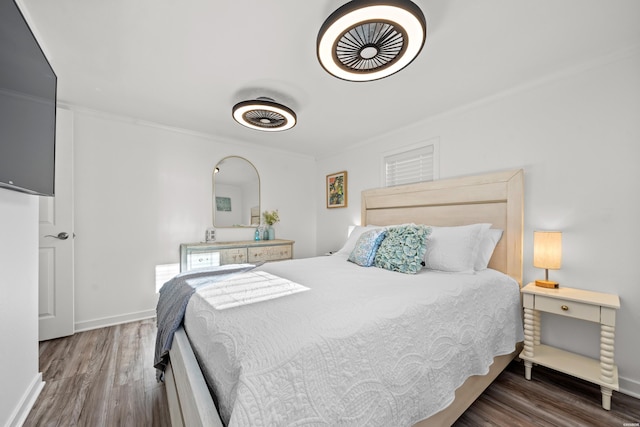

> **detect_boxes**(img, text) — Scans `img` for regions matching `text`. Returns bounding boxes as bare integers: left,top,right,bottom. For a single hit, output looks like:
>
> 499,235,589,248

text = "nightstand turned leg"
523,307,535,380
524,360,532,380
533,310,541,345
601,387,612,411
600,324,616,410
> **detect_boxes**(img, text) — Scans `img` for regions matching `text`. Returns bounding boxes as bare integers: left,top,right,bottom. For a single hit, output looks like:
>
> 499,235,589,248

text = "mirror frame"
212,156,260,228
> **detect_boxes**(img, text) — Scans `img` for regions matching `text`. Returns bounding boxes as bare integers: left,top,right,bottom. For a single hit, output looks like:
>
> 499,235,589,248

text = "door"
38,107,74,341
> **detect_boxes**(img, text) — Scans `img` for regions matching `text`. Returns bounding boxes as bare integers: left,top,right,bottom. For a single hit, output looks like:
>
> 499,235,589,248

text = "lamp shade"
533,231,562,270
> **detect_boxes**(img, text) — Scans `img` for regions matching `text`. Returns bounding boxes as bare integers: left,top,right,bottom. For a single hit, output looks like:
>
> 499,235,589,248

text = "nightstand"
519,283,620,410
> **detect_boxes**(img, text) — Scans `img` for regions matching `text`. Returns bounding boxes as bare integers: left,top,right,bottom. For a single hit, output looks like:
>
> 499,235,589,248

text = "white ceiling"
20,0,640,158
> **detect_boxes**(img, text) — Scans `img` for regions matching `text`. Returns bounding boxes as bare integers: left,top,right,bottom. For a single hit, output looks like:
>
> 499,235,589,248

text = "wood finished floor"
25,319,169,427
25,319,639,427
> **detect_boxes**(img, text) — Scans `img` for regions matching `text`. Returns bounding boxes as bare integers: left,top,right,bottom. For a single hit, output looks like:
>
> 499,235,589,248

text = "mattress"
183,254,523,426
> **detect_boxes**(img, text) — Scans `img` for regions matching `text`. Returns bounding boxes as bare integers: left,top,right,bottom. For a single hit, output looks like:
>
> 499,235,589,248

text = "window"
382,139,439,187
155,263,180,292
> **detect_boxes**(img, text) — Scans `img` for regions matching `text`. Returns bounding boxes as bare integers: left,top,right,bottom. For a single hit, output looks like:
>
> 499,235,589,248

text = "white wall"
315,51,640,396
0,189,43,426
71,110,316,330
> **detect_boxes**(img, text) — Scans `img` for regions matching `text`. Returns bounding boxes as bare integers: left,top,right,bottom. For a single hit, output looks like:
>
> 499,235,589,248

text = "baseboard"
6,372,44,427
619,375,640,400
74,309,156,333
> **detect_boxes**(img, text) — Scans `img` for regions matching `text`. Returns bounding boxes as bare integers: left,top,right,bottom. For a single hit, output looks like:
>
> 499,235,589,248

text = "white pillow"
423,223,491,273
474,228,503,271
334,225,383,257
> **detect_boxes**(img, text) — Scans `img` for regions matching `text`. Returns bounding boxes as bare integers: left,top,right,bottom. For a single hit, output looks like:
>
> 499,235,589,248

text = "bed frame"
165,169,524,427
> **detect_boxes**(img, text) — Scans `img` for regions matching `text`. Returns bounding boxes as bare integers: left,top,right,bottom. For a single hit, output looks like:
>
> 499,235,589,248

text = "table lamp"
533,231,562,288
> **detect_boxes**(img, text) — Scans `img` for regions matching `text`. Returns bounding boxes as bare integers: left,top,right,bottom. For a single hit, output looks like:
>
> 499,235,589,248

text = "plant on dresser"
262,210,280,240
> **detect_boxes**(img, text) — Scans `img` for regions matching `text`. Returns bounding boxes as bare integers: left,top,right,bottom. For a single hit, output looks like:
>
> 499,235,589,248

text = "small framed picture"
216,196,231,212
326,171,347,208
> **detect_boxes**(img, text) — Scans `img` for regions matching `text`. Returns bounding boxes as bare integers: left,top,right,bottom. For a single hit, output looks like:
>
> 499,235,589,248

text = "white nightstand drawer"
535,295,600,322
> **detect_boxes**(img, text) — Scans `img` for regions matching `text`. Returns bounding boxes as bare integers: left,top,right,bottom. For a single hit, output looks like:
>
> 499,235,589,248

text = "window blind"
384,144,435,187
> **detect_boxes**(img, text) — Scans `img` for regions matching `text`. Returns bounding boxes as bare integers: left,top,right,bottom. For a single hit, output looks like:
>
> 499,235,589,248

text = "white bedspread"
197,270,309,310
184,255,523,426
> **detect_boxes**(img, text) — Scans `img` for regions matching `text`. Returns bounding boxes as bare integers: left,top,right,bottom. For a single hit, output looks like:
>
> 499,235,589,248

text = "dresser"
180,239,294,272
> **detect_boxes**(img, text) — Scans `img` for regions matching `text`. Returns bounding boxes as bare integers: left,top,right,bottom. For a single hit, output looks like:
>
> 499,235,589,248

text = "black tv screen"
0,0,57,196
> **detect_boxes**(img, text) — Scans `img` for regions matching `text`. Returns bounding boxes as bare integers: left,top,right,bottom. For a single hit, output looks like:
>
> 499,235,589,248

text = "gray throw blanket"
154,263,257,381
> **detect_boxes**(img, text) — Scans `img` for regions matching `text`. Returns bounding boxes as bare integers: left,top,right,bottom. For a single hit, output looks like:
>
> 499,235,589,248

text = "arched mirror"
213,156,260,228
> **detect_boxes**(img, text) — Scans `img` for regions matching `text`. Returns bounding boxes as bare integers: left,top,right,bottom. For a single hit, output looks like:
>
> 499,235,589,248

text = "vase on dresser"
267,226,275,240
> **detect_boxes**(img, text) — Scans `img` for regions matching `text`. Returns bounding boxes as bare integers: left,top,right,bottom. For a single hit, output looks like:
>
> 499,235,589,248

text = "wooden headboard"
361,169,524,285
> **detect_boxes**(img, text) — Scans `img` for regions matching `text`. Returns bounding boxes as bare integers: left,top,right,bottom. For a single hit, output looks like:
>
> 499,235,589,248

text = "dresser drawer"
249,244,292,262
219,248,248,264
535,295,600,322
187,251,221,270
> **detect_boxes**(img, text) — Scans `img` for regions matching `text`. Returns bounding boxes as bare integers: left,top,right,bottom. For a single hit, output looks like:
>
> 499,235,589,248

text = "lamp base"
535,279,559,288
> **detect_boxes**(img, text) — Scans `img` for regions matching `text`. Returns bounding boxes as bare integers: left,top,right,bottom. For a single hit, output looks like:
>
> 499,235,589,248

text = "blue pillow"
374,224,431,274
348,228,387,267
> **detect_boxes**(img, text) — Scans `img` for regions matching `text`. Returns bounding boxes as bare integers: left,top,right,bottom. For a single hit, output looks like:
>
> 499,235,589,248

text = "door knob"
45,232,69,240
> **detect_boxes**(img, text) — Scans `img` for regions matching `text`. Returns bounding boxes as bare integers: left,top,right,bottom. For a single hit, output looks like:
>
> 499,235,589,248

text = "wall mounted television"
0,0,57,196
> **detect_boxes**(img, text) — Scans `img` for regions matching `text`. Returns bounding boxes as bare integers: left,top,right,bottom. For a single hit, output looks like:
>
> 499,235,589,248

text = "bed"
160,169,524,427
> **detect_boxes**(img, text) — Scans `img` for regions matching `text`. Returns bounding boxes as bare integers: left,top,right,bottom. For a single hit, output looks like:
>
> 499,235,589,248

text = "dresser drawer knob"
561,305,569,311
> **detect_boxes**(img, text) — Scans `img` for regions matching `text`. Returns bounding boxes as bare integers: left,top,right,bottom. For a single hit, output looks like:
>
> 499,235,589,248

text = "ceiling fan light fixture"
232,98,297,132
317,0,426,82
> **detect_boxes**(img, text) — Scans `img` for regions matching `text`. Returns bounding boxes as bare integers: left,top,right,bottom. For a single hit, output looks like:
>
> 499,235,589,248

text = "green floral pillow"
373,224,431,274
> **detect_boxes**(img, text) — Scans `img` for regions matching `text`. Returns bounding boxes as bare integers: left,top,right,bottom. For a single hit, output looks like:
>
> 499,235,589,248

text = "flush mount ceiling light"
317,0,426,82
232,97,297,132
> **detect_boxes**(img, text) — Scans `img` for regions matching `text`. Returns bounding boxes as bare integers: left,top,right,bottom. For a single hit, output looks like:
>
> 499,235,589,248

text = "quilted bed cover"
183,255,523,426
